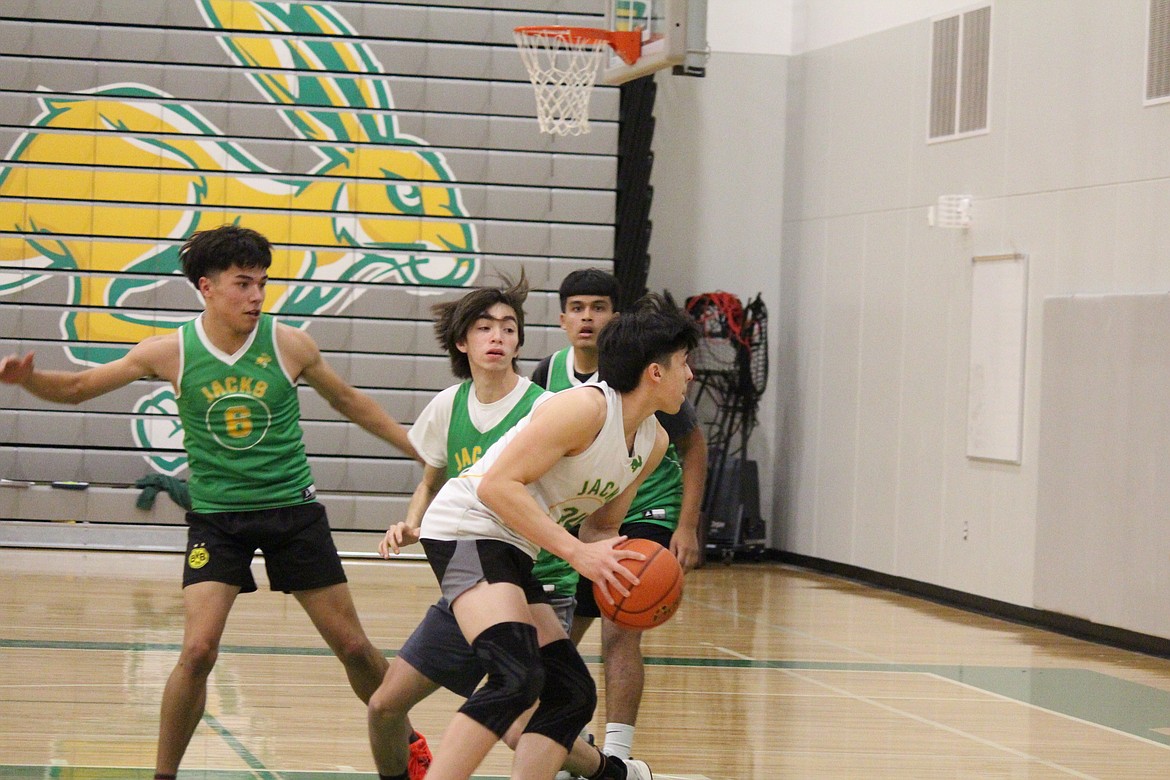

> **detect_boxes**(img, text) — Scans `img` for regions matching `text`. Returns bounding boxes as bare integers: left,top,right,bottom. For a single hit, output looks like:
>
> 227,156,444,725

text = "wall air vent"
929,5,991,141
1147,0,1170,104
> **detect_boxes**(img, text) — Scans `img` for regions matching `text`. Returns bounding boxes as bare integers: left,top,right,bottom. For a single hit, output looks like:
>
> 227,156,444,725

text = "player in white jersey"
417,293,699,780
369,277,654,780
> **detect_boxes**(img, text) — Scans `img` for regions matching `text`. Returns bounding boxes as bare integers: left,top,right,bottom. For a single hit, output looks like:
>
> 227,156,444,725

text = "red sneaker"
408,730,432,780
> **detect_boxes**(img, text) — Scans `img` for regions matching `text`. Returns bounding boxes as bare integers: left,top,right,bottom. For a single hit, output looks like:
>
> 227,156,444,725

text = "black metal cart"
685,292,769,563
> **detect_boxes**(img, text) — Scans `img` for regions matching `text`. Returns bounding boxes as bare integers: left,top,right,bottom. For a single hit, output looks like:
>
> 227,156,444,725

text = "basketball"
593,538,683,630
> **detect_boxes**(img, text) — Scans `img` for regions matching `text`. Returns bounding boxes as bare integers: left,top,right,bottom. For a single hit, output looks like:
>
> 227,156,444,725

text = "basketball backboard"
602,0,687,85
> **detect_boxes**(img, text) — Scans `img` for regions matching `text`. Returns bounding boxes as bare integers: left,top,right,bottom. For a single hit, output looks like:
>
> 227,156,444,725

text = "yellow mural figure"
0,0,479,474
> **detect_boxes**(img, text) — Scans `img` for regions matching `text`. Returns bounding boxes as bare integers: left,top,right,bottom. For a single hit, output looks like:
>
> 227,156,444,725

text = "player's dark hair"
180,224,272,288
597,293,700,392
433,272,529,379
557,268,620,312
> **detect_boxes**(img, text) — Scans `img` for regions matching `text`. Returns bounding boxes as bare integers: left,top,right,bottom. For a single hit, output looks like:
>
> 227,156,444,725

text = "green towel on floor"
134,474,192,511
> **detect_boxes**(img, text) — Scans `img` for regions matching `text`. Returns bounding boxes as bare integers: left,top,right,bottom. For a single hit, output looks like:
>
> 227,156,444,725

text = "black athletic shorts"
182,502,347,594
574,521,673,619
420,537,550,607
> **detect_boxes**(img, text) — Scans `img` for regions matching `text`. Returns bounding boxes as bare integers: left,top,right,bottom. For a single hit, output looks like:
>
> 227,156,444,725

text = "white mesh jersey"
419,382,660,559
408,376,548,470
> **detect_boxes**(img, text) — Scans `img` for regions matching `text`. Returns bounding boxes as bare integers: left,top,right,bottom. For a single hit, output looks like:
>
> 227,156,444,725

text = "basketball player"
415,293,698,780
0,225,428,780
530,268,621,391
532,269,707,763
368,276,653,780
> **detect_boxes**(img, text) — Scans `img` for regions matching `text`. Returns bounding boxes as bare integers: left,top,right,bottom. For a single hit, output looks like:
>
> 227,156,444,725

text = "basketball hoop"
514,26,641,136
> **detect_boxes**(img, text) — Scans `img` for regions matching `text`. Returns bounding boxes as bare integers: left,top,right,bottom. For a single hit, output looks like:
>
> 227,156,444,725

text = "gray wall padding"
1036,294,1170,638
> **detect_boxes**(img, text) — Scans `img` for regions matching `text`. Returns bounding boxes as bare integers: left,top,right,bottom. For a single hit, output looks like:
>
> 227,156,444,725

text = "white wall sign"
967,253,1028,463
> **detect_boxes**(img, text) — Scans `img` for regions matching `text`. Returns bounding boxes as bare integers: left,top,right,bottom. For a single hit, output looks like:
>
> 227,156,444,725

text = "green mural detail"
0,0,481,475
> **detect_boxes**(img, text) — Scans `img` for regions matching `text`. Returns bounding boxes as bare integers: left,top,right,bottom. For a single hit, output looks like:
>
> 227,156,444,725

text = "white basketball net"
515,29,607,136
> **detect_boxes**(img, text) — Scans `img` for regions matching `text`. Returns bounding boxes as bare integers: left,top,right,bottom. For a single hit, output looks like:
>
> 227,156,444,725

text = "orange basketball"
593,538,683,630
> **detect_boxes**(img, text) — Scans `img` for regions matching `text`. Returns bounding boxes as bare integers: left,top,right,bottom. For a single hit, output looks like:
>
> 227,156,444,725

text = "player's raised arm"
0,335,178,405
280,323,419,460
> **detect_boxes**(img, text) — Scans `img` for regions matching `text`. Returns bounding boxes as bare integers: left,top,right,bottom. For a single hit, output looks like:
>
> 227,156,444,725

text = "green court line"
6,638,1170,759
201,712,277,778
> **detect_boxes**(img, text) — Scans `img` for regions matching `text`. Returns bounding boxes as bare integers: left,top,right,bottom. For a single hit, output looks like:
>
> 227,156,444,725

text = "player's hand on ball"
574,536,645,605
594,539,685,629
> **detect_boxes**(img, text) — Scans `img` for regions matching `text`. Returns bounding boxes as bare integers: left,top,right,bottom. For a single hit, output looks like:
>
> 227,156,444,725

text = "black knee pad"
458,621,544,737
524,638,597,749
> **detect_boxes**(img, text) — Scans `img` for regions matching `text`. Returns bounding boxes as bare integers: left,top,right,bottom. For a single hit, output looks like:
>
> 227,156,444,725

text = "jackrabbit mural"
0,0,479,475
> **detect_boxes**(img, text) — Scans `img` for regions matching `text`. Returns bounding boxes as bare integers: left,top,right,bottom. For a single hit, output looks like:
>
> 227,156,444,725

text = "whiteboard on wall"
967,253,1028,463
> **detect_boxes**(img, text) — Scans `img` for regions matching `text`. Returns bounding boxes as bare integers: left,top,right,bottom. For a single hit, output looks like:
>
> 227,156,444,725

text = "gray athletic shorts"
421,537,549,605
398,591,575,699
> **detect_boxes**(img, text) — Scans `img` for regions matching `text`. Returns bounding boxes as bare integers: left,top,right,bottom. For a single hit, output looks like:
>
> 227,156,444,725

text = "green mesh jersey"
178,314,314,513
531,543,578,596
446,380,546,479
543,346,594,392
626,442,683,531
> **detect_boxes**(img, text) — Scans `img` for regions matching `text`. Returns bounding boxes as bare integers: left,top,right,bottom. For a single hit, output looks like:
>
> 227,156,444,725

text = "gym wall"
0,0,618,547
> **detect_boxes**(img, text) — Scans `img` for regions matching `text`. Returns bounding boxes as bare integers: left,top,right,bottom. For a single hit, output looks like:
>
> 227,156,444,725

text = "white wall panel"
778,1,1170,632
786,218,826,554
824,25,919,218
812,214,864,562
891,225,951,587
851,211,907,573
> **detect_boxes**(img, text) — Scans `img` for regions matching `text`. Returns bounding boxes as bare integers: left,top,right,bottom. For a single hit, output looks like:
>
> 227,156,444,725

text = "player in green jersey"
0,225,423,780
532,269,707,765
368,276,653,780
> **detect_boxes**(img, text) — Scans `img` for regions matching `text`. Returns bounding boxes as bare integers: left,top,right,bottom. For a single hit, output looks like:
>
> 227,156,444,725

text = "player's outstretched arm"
381,463,446,557
281,324,419,461
0,336,176,405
